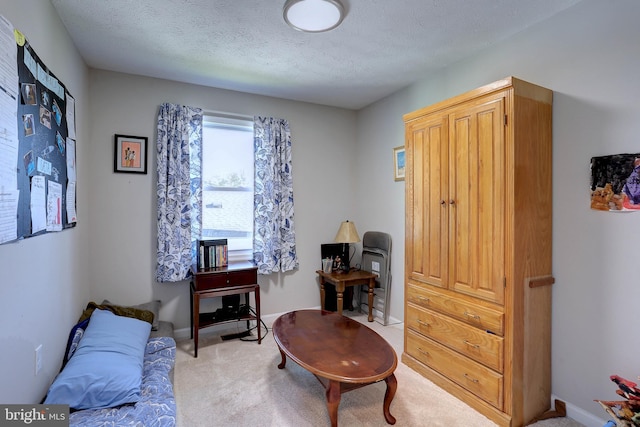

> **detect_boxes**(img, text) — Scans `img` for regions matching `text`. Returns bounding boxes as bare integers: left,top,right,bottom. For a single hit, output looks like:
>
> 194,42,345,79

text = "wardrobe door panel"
406,115,449,289
449,96,506,304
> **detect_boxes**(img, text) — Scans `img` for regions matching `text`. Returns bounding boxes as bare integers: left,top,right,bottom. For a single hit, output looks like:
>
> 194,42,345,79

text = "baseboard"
174,318,265,341
551,394,608,427
175,306,402,340
175,327,190,340
357,303,403,326
174,308,315,341
259,306,401,325
175,323,250,341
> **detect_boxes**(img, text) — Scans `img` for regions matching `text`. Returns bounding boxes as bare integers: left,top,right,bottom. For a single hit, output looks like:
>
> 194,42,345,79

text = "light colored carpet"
173,312,584,427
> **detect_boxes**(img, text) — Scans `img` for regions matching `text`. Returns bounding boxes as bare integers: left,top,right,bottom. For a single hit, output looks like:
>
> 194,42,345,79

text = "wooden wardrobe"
402,77,553,427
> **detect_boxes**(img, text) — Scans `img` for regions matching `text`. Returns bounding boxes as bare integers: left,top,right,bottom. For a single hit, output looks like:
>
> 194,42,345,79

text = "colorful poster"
590,153,640,211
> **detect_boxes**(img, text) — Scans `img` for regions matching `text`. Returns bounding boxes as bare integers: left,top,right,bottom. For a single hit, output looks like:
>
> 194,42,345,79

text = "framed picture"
393,145,405,181
590,153,640,211
114,134,148,174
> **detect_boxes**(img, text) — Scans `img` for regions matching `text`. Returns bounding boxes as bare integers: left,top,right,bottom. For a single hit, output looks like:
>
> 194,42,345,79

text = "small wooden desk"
316,269,377,322
190,261,261,357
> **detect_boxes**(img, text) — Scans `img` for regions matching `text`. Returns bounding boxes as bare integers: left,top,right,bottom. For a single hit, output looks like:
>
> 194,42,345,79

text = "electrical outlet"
35,344,42,375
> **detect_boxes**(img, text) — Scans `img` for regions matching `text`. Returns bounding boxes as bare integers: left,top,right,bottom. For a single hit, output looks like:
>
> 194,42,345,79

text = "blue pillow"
44,308,152,410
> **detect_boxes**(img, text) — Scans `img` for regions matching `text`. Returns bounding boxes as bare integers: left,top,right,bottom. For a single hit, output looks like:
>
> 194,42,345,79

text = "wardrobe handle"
440,200,446,206
464,373,479,383
463,311,481,321
417,347,430,357
417,296,430,303
463,340,480,349
449,199,455,205
418,320,430,327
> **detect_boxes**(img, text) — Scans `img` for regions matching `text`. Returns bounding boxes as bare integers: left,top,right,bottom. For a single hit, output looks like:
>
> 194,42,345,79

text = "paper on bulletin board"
30,175,46,233
66,181,76,223
0,15,19,244
46,180,62,231
0,189,18,244
66,94,75,140
66,137,77,223
0,15,19,191
66,138,76,181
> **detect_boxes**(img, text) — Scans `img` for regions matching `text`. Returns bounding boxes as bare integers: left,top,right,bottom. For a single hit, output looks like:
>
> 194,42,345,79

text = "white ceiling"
50,0,583,110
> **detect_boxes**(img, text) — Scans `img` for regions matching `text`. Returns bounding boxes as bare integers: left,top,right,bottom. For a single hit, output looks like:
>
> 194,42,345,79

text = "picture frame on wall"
114,134,148,174
393,145,405,181
590,152,640,211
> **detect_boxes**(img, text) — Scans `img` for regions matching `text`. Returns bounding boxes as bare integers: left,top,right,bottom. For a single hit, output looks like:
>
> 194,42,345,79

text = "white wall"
87,70,358,331
0,0,90,404
355,0,640,425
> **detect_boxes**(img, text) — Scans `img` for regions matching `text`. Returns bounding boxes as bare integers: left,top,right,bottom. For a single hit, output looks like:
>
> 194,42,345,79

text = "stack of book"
198,239,228,269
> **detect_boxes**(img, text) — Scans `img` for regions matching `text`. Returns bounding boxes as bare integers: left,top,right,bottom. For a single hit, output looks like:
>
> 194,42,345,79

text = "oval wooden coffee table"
272,310,398,426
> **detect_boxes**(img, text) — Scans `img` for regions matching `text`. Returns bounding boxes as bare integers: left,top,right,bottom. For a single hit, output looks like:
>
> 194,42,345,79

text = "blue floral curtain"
156,103,203,282
253,117,298,274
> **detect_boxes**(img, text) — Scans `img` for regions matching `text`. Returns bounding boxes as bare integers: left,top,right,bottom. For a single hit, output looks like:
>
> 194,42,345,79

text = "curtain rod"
202,109,254,121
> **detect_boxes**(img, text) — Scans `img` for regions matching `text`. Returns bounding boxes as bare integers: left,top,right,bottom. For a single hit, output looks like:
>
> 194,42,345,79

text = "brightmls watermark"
0,405,68,426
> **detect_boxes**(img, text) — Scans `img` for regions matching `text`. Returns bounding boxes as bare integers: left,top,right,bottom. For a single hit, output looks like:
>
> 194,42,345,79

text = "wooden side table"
190,261,261,357
316,269,377,321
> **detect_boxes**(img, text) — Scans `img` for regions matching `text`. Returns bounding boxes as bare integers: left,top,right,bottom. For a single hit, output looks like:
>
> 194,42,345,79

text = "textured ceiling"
50,0,583,110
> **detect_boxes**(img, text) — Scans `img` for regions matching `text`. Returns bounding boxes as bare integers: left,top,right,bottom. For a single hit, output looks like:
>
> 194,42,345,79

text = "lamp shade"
283,0,345,33
334,220,360,244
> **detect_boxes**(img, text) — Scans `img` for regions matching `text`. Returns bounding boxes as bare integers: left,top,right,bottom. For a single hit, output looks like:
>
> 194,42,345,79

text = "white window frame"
202,115,254,262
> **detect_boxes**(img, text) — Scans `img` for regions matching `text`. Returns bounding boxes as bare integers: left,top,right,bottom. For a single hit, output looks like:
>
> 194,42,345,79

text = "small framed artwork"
114,134,148,174
590,152,640,211
393,145,405,181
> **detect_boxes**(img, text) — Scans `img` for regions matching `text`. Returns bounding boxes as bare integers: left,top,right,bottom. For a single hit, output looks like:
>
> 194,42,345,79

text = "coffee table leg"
326,380,341,427
277,347,287,369
383,373,397,424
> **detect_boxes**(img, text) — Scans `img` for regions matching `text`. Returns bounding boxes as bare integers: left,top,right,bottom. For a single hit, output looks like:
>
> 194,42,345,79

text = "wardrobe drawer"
407,284,504,335
406,329,503,409
406,304,504,372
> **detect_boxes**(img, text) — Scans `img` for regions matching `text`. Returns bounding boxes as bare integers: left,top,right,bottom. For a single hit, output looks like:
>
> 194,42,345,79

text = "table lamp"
334,220,360,272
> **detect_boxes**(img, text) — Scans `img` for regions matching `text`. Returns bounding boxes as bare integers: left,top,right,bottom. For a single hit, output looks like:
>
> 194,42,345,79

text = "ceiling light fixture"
283,0,345,33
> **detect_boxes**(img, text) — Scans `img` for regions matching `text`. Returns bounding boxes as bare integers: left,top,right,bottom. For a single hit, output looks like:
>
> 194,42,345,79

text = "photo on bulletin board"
21,83,37,105
114,134,148,174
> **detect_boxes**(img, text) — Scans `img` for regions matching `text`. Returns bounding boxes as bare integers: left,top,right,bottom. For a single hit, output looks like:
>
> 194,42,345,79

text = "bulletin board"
0,17,77,245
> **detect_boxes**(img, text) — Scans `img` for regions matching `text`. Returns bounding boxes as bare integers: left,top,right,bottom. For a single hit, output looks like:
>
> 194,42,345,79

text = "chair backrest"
361,231,392,289
362,231,391,255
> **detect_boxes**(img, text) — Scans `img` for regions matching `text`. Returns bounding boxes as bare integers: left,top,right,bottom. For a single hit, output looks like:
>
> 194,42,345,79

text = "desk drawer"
406,304,503,372
406,329,503,409
194,269,257,291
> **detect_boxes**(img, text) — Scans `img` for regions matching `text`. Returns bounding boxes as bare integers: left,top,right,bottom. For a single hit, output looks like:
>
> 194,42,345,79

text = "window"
201,115,254,261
